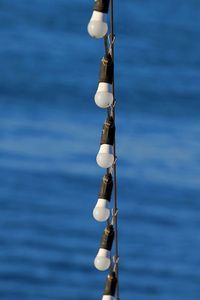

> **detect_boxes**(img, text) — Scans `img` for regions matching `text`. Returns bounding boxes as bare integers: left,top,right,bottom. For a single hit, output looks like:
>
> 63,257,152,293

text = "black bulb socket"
104,271,118,296
99,174,113,201
99,53,114,84
100,224,114,251
94,0,110,14
100,116,115,146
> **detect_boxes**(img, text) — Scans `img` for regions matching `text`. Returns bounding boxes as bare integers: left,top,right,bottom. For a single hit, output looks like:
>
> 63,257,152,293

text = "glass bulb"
95,82,113,109
96,153,114,168
88,21,108,39
93,198,110,222
88,11,108,39
94,249,111,271
96,144,114,169
95,91,113,108
102,296,116,300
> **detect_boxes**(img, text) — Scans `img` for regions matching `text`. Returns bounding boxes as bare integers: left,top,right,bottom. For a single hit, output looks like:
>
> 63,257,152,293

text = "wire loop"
111,208,118,225
108,33,116,54
112,99,117,108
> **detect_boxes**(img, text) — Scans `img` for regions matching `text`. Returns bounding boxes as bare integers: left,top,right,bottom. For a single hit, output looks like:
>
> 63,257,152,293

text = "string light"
94,225,114,271
95,53,114,108
88,0,110,39
87,0,119,298
93,173,113,222
96,116,115,169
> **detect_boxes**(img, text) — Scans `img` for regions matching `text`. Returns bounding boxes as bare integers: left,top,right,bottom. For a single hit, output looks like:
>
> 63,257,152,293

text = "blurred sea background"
0,0,200,299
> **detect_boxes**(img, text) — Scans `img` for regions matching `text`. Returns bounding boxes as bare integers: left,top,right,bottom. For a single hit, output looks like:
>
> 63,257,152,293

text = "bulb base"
100,116,115,145
99,54,114,84
104,271,117,296
100,224,114,251
94,0,110,14
99,174,113,201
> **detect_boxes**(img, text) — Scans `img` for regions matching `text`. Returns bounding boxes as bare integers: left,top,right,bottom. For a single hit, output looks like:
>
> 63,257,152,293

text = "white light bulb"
95,82,113,108
94,248,111,271
88,11,108,38
96,144,114,168
102,296,116,300
93,198,110,222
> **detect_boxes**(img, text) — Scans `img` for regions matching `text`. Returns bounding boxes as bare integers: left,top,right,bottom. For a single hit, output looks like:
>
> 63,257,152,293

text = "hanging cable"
109,0,120,299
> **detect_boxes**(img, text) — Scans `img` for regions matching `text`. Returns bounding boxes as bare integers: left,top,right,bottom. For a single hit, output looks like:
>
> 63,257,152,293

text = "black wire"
104,34,109,55
110,0,120,299
101,3,119,297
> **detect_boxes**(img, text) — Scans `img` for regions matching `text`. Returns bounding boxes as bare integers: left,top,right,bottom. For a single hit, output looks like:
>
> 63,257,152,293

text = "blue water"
0,0,200,299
